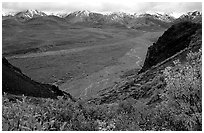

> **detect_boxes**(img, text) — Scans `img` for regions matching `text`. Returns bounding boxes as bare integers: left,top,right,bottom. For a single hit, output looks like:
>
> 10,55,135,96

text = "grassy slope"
4,23,160,85
2,57,65,99
89,22,202,105
2,48,201,131
59,31,163,98
5,27,163,98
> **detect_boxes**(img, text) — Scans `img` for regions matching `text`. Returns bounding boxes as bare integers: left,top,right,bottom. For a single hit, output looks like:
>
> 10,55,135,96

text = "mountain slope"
140,21,201,73
15,9,47,21
2,57,74,99
63,10,175,28
174,11,202,23
24,15,68,26
89,21,202,105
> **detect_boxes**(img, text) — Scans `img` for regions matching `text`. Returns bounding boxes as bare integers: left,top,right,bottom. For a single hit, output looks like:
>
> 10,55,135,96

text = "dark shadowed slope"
2,57,74,99
140,22,201,73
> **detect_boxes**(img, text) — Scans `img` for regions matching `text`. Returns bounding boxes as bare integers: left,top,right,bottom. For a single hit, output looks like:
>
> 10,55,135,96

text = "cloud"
150,2,202,13
2,1,202,15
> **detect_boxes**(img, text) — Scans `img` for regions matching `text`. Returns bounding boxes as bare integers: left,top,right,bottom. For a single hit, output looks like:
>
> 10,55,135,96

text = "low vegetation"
2,49,201,131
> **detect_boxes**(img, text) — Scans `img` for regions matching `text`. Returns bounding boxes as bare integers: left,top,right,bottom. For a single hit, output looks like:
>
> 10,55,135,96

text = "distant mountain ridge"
2,10,201,29
3,9,201,19
174,11,202,23
14,9,47,21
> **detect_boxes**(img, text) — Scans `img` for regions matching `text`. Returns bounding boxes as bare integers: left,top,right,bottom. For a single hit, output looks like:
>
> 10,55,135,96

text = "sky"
2,0,202,18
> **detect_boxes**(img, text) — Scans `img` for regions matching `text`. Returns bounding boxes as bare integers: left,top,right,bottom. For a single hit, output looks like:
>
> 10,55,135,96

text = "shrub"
2,96,98,131
2,49,201,131
155,49,202,130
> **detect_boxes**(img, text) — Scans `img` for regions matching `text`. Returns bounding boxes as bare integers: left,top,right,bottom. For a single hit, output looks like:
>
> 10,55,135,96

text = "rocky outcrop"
140,21,201,73
2,57,74,99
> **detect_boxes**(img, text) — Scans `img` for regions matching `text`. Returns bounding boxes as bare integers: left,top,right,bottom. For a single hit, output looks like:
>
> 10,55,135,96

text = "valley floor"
60,31,163,98
7,29,164,98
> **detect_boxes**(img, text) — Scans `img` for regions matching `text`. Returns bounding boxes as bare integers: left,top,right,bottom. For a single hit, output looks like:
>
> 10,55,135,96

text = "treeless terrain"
3,20,165,98
59,31,164,98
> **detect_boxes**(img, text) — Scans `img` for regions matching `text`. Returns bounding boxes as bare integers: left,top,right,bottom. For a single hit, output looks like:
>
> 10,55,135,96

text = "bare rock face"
2,57,65,99
140,21,201,73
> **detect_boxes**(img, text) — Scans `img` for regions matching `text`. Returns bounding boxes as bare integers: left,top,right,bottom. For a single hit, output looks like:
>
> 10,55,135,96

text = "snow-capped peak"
187,11,201,16
2,12,16,16
81,10,91,16
111,12,129,17
27,9,47,17
26,9,38,14
15,9,47,19
45,12,69,18
72,10,91,17
133,11,175,22
179,11,202,20
133,11,156,17
107,12,134,22
54,13,69,18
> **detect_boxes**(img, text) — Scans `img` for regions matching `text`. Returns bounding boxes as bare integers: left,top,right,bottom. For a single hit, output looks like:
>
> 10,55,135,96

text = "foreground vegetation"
2,49,202,131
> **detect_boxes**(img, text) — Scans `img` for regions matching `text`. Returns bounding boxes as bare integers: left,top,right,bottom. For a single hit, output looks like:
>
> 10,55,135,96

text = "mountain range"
2,9,202,29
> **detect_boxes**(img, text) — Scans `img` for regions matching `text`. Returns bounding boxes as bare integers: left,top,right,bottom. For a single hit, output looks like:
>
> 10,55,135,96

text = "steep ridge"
89,21,202,105
140,21,201,73
2,57,75,100
174,11,202,24
14,9,47,21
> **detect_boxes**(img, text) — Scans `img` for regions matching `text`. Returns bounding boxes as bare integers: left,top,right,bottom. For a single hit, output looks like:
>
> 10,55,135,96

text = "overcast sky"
2,1,202,17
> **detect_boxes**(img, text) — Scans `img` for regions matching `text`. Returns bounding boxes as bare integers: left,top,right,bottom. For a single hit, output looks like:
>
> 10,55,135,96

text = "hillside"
88,21,201,104
2,57,75,100
140,21,201,73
